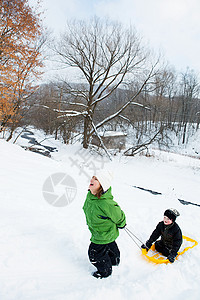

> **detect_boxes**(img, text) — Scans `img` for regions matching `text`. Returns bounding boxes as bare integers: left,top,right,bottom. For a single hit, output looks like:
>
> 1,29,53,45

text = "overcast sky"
30,0,200,76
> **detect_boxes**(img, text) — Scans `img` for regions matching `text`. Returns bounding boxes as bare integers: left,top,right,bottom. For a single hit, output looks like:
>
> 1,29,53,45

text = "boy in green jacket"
83,169,126,279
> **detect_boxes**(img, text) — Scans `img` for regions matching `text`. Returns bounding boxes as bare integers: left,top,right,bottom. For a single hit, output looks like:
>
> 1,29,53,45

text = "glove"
118,224,126,229
141,244,149,250
141,240,152,251
167,254,176,263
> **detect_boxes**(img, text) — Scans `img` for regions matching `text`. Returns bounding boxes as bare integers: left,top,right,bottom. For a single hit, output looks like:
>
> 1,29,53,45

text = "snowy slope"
0,136,200,300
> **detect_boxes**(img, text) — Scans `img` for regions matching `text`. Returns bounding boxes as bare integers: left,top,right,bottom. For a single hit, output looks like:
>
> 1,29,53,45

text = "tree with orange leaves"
0,0,45,137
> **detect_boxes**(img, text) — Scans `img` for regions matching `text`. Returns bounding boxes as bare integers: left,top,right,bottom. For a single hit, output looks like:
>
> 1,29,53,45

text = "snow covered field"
0,130,200,300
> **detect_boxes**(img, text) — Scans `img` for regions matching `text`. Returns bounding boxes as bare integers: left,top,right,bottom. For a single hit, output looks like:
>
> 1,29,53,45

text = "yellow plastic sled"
141,235,198,264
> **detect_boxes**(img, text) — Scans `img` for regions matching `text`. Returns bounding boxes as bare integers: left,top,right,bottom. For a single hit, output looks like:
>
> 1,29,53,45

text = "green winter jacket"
83,187,126,244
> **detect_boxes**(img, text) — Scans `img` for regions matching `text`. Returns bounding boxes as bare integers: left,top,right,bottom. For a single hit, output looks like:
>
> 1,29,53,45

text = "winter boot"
92,271,102,279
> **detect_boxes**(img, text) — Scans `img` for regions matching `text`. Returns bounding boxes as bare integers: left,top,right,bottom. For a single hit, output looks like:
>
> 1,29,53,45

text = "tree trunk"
6,130,13,142
182,122,187,144
83,115,92,149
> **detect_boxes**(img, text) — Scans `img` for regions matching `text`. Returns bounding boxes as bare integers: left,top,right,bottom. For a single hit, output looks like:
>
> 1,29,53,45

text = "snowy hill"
0,134,200,300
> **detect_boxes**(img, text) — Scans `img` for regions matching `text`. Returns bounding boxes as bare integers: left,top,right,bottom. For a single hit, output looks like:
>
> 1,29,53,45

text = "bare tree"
52,17,161,149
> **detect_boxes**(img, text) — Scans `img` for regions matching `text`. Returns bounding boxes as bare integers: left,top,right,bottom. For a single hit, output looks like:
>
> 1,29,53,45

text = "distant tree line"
19,65,200,153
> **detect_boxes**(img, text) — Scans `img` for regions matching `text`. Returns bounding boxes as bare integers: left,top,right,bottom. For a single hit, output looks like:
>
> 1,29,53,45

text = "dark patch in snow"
178,199,200,207
132,186,162,195
21,130,57,157
132,185,200,207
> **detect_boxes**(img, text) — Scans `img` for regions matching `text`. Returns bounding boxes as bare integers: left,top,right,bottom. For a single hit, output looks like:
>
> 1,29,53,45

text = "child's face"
163,216,173,225
89,176,101,195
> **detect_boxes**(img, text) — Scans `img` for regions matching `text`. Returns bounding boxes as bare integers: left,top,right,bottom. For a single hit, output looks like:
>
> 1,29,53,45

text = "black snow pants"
155,240,170,257
88,241,120,278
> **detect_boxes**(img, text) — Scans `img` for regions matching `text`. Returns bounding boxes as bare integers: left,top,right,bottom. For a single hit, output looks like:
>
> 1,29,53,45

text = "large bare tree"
53,17,161,149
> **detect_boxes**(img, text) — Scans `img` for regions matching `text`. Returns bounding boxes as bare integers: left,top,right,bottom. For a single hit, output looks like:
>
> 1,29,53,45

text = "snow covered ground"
0,129,200,300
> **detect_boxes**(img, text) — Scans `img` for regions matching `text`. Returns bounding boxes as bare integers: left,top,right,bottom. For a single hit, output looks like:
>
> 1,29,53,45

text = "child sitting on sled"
83,169,126,278
141,208,182,263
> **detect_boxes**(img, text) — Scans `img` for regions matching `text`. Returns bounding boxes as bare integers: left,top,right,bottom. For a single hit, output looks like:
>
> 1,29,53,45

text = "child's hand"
118,224,126,229
141,241,151,251
141,244,148,250
167,254,175,263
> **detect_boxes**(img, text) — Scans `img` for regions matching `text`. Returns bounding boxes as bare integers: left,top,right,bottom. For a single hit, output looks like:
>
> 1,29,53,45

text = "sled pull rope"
124,227,144,249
